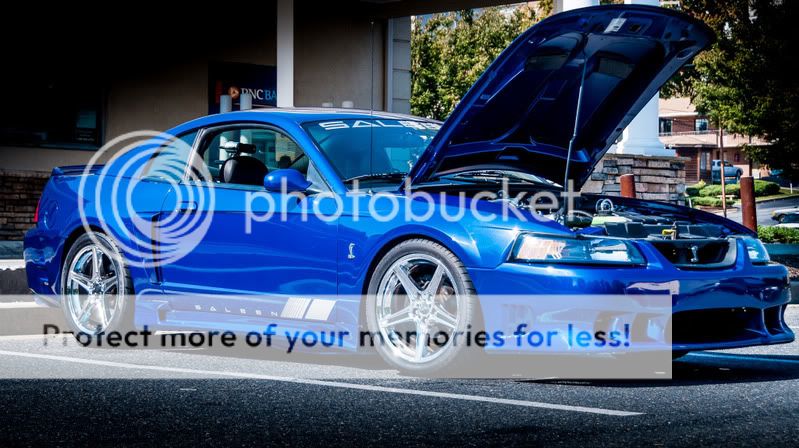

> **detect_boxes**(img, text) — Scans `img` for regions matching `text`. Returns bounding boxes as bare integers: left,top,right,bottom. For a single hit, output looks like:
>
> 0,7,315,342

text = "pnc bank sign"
209,62,277,113
238,87,276,102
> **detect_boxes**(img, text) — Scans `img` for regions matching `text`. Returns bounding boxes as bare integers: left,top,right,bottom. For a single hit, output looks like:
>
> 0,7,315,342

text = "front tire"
672,350,690,360
60,232,134,336
365,239,480,375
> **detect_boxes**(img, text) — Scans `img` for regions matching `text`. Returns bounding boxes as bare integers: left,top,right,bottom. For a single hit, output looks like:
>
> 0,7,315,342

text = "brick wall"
0,170,50,241
581,154,687,205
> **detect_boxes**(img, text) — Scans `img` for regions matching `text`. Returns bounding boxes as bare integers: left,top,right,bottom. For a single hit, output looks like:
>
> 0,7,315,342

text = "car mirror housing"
264,169,312,193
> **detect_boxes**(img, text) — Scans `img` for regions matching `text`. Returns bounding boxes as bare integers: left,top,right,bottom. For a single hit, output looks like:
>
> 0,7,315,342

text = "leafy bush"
685,180,706,197
690,196,724,207
753,180,781,196
758,225,799,244
698,184,740,198
695,180,780,199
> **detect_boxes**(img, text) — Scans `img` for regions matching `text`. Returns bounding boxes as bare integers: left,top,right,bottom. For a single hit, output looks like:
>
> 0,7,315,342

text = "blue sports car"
24,6,793,374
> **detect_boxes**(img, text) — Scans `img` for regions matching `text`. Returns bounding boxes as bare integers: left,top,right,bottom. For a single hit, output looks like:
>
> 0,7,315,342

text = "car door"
156,123,339,322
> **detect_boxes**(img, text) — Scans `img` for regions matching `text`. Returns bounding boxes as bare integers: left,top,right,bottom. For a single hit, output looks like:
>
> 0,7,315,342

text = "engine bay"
564,196,729,240
452,184,747,268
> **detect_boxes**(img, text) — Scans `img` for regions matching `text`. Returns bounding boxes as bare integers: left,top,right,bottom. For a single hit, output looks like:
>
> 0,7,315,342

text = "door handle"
178,201,198,213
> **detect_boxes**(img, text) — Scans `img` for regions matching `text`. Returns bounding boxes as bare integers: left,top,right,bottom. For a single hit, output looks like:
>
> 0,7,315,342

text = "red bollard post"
620,174,636,198
740,176,757,231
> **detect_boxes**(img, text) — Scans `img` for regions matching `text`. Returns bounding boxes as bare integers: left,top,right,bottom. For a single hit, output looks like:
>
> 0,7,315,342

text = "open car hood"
407,5,713,187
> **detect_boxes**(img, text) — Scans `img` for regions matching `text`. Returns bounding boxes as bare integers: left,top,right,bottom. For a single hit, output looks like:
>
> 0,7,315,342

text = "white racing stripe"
0,349,642,416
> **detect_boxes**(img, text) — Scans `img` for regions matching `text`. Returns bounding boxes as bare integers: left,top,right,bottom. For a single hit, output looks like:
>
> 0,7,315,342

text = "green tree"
666,0,798,175
411,6,537,120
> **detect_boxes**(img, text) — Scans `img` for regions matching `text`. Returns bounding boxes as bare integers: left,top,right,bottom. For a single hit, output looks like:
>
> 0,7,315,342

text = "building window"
0,75,102,149
659,118,673,135
700,151,709,170
695,118,709,132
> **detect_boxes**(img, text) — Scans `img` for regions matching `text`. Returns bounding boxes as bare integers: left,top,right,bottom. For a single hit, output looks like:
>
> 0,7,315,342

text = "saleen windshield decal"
316,120,441,131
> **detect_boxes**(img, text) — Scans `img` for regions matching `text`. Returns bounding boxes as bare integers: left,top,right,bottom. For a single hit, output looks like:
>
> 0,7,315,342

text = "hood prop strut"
558,50,589,225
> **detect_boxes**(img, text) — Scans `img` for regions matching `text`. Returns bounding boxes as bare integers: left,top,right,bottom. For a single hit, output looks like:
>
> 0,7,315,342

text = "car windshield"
303,119,440,186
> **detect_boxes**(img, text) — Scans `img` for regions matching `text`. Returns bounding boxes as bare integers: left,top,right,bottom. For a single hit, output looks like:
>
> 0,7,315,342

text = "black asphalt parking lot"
0,306,796,447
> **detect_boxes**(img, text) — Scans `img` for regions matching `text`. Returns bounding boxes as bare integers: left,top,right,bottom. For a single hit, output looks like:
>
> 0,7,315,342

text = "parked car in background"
775,213,799,229
711,160,743,184
772,207,799,222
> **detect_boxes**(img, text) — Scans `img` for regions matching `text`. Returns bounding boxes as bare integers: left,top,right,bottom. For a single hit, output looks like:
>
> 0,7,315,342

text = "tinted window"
193,126,326,191
199,127,306,179
303,119,439,184
140,131,199,182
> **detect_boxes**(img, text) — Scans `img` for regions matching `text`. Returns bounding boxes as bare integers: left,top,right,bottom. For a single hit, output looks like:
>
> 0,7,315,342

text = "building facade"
659,97,767,184
0,1,709,242
0,0,513,241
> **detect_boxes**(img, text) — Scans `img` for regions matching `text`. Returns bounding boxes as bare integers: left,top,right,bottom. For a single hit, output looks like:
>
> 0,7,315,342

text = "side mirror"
264,169,312,193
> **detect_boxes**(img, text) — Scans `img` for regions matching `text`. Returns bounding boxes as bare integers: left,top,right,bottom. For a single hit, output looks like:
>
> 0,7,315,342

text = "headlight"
510,233,645,265
741,237,770,263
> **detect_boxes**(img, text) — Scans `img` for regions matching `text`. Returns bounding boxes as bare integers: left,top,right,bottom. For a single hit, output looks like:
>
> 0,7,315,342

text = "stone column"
276,0,294,108
556,0,599,13
613,0,672,157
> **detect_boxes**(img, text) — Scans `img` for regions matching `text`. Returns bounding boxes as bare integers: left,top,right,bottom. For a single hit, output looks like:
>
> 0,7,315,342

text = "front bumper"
469,246,794,353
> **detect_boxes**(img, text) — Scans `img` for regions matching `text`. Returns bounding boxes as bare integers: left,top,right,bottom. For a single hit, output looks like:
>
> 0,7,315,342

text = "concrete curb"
0,262,29,297
753,194,799,205
0,241,23,260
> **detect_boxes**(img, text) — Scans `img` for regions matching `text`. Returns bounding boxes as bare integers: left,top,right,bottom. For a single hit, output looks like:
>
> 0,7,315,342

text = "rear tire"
60,232,134,337
365,239,481,376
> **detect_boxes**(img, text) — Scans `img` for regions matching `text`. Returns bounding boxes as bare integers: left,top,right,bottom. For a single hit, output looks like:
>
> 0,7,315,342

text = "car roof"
235,107,432,122
168,108,438,135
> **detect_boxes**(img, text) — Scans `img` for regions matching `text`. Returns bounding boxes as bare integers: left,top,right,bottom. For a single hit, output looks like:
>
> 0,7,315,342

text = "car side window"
194,126,325,191
140,131,199,182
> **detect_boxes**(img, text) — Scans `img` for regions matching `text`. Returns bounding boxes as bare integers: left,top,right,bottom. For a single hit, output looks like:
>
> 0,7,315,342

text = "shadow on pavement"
523,352,799,387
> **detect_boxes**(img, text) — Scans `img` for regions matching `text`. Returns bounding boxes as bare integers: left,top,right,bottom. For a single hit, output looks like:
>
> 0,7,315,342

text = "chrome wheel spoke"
91,247,102,280
426,265,447,296
101,275,118,293
94,298,109,328
70,273,92,292
77,299,95,324
380,306,413,327
414,324,428,361
393,265,420,297
430,305,457,330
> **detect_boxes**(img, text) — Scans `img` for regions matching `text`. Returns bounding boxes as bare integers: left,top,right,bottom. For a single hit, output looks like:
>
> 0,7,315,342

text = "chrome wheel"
375,254,462,364
64,243,123,334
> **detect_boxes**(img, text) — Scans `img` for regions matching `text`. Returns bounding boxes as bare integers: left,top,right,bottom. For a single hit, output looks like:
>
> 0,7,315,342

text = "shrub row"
758,225,799,244
691,179,780,199
689,196,724,207
685,180,705,197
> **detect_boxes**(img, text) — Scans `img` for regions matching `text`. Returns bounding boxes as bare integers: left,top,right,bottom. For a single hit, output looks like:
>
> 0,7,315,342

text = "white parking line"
0,302,45,309
0,350,642,417
0,335,50,341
